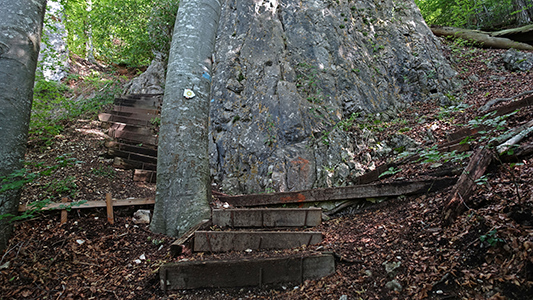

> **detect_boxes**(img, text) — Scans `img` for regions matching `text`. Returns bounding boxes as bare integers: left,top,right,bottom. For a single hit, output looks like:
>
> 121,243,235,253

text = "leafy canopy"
414,0,530,30
62,0,179,66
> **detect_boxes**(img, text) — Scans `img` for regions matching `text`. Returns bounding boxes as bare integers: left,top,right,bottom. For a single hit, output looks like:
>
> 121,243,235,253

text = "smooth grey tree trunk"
150,0,221,237
0,0,47,252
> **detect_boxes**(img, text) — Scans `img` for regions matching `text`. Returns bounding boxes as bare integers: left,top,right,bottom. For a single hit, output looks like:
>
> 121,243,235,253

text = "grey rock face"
209,0,458,194
501,49,533,72
123,52,166,95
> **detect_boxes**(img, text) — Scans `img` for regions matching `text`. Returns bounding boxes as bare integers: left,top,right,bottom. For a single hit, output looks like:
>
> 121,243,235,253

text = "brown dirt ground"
1,40,533,300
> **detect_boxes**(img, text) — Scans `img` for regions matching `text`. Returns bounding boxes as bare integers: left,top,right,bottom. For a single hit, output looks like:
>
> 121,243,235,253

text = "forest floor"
1,40,533,300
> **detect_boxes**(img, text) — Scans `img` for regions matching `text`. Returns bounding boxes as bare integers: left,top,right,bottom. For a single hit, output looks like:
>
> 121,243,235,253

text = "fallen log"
496,119,533,154
491,24,533,44
431,26,533,50
480,92,533,112
442,148,494,226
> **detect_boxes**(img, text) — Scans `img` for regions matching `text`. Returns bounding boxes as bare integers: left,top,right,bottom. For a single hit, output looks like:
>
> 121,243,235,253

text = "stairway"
98,94,161,182
161,207,335,290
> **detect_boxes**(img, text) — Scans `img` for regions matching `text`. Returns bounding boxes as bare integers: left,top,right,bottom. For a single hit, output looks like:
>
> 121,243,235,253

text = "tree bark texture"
150,0,221,237
0,0,47,251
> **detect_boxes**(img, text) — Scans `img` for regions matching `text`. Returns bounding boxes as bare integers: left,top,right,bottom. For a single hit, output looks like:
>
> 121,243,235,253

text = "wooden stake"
106,193,114,224
60,197,68,225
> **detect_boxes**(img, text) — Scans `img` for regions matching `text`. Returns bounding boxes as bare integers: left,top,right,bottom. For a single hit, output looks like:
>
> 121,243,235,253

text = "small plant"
379,167,402,178
150,116,161,127
91,165,116,178
479,229,504,247
44,176,78,198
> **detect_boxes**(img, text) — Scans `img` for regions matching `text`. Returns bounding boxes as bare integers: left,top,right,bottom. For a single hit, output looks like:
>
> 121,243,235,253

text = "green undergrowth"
30,70,123,148
0,154,87,223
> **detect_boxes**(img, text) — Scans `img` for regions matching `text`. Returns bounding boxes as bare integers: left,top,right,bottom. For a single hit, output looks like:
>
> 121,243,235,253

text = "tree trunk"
513,0,533,26
150,0,221,237
0,0,47,252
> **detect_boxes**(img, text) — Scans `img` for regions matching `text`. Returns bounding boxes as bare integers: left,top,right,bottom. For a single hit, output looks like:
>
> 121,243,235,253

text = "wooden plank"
442,148,494,226
112,105,159,116
114,98,162,109
18,197,155,212
193,231,323,252
113,157,157,170
110,111,159,122
105,141,157,157
133,169,157,183
170,219,211,257
99,113,153,127
108,129,158,146
212,208,322,228
109,123,155,135
107,148,157,164
219,178,457,207
159,253,335,290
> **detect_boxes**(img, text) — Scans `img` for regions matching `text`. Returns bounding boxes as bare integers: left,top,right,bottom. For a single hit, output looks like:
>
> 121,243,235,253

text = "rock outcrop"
123,52,166,95
208,0,458,194
209,0,458,194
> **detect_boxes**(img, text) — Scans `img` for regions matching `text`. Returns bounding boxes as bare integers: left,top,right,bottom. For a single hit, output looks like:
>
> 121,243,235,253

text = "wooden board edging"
18,197,155,212
219,178,457,207
159,253,335,290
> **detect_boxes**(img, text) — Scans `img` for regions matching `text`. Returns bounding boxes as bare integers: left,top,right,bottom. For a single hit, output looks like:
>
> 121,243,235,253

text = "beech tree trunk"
0,0,47,252
150,0,221,237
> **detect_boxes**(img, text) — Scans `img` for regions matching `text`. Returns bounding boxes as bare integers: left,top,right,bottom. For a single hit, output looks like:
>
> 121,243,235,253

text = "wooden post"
106,193,114,224
60,197,68,225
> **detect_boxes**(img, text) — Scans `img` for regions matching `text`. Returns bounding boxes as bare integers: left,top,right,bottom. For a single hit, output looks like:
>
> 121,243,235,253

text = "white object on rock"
133,210,151,224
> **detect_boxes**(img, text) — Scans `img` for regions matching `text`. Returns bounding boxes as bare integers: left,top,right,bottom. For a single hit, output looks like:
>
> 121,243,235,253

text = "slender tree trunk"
513,0,533,25
0,0,47,252
150,0,221,237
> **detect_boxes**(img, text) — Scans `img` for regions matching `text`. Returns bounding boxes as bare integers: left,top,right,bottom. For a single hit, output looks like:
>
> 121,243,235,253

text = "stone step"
193,231,323,252
212,207,322,228
159,253,335,290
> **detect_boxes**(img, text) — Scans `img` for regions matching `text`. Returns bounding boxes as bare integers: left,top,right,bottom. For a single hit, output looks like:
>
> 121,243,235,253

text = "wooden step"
133,169,156,183
159,253,335,290
107,148,157,165
108,128,158,146
104,141,157,157
99,113,154,127
193,231,322,252
112,105,159,116
113,157,157,170
212,208,322,228
114,97,162,109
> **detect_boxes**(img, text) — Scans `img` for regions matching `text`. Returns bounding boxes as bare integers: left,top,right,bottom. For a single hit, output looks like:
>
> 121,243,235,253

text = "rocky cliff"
207,0,458,194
